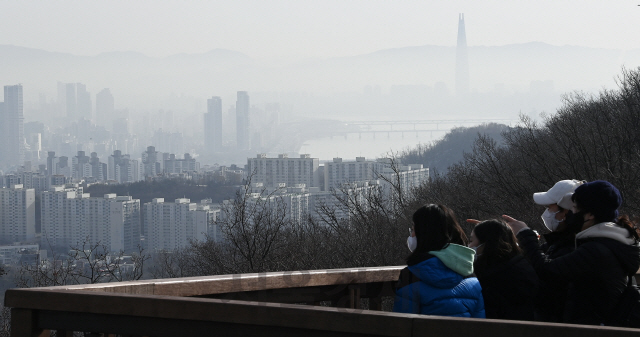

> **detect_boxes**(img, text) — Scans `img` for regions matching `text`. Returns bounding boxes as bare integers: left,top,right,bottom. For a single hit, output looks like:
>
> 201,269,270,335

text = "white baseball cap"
533,180,584,206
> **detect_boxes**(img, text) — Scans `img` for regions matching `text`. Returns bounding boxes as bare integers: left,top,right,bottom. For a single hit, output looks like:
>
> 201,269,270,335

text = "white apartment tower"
324,157,429,192
0,184,35,243
41,186,141,251
144,198,212,252
246,154,320,189
324,157,379,191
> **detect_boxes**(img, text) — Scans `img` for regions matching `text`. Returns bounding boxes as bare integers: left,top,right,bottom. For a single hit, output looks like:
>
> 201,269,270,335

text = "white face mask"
541,208,561,231
469,243,483,252
407,236,417,252
470,243,484,261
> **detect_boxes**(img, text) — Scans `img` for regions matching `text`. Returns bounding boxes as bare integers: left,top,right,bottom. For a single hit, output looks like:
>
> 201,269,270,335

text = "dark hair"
406,204,468,266
572,180,639,240
472,219,521,275
617,214,640,242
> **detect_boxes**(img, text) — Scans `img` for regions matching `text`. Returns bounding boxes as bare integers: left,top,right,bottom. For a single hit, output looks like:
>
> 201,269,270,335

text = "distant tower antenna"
456,13,470,96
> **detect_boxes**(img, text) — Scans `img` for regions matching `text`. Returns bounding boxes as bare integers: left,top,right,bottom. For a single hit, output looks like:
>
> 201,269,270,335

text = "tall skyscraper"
76,83,92,121
236,91,250,150
96,88,114,128
1,85,25,169
205,96,223,152
59,82,92,120
65,83,77,119
455,13,470,96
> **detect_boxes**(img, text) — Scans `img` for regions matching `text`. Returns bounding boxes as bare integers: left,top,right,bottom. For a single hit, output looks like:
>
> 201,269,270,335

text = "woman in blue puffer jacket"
393,204,485,317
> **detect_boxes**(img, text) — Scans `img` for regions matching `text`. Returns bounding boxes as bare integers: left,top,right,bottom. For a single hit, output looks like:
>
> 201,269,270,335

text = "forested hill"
399,123,509,174
85,179,239,205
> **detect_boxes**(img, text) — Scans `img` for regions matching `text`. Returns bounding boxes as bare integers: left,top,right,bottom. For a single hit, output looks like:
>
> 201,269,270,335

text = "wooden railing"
5,266,640,337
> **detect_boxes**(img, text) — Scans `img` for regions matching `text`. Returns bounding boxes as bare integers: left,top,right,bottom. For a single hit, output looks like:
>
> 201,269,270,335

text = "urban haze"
0,0,639,286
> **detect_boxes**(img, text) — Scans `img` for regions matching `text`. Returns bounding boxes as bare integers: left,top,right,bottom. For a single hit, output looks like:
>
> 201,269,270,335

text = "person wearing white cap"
533,179,584,233
531,179,584,322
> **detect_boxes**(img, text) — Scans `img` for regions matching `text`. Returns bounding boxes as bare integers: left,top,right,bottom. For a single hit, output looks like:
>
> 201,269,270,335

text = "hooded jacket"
393,244,485,317
518,222,640,325
535,230,575,322
475,255,539,321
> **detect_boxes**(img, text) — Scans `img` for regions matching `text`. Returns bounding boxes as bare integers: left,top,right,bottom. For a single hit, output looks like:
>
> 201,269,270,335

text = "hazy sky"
2,1,639,59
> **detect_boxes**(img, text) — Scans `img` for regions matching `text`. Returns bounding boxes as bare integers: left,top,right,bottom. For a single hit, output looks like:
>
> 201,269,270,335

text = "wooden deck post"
349,285,361,309
10,308,48,337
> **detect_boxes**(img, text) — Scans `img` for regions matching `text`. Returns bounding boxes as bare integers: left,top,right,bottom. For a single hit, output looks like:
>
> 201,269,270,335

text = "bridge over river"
332,119,518,139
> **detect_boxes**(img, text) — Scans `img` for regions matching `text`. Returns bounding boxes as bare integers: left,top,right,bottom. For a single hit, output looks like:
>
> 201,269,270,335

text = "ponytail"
616,214,640,242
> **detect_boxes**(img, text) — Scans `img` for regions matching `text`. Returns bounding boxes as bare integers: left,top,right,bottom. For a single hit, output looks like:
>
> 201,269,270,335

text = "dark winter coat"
535,230,575,322
475,255,539,321
518,223,640,325
393,244,485,317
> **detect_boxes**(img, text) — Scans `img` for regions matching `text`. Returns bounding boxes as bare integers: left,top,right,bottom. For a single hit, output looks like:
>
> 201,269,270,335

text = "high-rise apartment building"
164,153,199,174
41,186,141,251
0,85,25,169
324,157,430,193
324,157,380,191
72,151,90,180
205,96,223,152
246,154,320,189
96,88,114,128
0,184,35,243
236,91,250,150
76,83,92,121
65,83,77,119
108,150,140,183
59,82,92,120
144,198,212,252
90,152,106,181
46,152,57,176
142,146,161,177
7,171,49,193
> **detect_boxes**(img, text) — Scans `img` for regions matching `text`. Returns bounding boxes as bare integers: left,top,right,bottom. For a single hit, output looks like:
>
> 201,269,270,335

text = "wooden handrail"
30,265,405,296
5,266,640,336
6,288,640,337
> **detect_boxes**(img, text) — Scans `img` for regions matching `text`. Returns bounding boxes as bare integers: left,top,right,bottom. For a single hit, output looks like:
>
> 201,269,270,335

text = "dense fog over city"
1,1,639,164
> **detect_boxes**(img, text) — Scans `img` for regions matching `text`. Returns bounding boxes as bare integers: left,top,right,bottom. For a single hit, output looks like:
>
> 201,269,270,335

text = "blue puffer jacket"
393,244,485,317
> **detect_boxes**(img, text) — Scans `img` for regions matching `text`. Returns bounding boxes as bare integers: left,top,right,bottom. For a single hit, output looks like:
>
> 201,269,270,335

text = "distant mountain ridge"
1,42,638,112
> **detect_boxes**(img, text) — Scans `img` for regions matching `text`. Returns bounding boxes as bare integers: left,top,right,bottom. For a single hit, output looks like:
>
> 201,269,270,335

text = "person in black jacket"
505,180,640,326
532,179,584,322
468,219,539,321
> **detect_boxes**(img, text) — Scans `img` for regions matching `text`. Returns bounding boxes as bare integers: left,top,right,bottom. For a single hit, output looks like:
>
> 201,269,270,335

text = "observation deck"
5,266,640,336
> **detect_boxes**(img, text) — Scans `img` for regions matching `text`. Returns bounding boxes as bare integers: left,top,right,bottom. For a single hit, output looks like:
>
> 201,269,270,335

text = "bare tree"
414,67,640,231
15,237,149,288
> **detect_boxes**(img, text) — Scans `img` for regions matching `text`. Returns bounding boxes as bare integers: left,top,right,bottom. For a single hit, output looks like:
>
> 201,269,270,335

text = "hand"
466,219,481,225
502,214,529,233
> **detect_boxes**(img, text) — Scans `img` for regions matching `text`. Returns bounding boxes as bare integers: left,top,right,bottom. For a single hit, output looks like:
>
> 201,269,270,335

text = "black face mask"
564,210,586,234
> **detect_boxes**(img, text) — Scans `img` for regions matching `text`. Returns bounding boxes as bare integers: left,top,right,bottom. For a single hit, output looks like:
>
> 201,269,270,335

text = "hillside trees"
400,123,508,174
415,68,640,231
